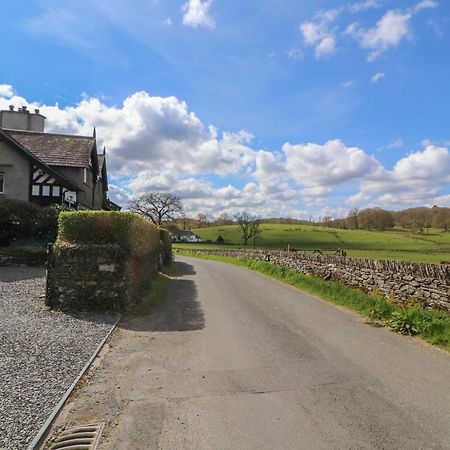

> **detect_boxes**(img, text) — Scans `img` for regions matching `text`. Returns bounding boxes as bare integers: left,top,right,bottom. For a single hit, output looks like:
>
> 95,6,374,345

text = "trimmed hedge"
57,211,160,255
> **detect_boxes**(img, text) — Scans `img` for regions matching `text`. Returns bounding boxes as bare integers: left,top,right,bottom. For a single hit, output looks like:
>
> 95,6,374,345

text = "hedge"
159,228,171,246
159,228,173,264
57,211,160,255
0,199,62,246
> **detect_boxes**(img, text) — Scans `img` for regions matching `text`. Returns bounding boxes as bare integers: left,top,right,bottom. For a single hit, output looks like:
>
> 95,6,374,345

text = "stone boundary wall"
0,249,47,266
181,249,450,311
46,243,158,311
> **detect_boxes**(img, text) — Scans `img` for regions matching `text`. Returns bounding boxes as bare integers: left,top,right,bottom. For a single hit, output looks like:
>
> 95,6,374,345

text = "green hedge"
0,199,63,246
57,211,160,255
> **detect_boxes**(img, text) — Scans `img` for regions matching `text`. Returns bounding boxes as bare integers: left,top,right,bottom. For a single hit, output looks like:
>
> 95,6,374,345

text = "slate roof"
4,130,95,168
0,130,81,191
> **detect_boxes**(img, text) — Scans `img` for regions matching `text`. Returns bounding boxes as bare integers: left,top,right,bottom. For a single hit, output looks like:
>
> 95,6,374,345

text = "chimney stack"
0,105,46,131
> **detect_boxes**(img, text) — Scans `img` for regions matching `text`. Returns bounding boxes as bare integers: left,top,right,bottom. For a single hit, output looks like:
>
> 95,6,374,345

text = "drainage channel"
49,423,104,450
27,317,121,450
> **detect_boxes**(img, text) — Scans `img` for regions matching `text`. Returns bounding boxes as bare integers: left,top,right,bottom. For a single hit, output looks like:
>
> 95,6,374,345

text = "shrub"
36,204,67,242
0,200,39,245
0,199,63,246
57,211,160,255
216,235,225,243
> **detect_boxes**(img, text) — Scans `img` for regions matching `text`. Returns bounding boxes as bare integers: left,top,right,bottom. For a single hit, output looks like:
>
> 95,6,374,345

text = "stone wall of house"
181,249,450,311
46,243,158,311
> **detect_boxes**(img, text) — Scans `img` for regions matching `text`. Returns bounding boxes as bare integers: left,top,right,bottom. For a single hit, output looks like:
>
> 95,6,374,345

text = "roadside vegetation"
175,223,450,264
180,252,450,351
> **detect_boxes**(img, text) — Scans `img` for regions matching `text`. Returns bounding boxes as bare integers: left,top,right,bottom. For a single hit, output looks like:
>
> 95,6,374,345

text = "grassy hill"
174,224,450,264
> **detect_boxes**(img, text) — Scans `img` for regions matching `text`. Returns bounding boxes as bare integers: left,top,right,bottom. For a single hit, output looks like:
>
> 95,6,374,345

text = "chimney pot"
22,105,27,112
9,105,14,111
34,109,40,114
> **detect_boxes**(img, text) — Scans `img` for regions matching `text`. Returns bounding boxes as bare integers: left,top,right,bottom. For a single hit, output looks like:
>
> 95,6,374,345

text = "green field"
174,224,450,264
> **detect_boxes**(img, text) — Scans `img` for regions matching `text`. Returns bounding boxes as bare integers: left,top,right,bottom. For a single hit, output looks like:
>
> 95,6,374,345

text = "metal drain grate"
49,423,104,450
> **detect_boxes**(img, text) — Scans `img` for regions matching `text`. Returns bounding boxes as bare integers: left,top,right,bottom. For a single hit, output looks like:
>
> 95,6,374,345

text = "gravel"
0,267,118,450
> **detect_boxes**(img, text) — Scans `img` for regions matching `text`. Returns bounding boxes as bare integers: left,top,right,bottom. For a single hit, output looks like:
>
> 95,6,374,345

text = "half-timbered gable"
0,129,79,207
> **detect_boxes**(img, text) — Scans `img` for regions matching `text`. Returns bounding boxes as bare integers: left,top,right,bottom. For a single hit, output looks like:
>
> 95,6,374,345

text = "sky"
1,0,450,219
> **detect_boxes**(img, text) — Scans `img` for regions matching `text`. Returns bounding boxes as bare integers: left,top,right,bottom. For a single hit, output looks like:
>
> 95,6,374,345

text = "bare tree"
218,212,232,226
197,214,208,228
235,212,261,246
130,192,183,226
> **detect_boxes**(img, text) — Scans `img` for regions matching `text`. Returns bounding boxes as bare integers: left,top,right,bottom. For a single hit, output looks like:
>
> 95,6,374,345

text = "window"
83,168,88,184
0,173,4,194
42,186,50,196
32,185,40,196
52,186,60,197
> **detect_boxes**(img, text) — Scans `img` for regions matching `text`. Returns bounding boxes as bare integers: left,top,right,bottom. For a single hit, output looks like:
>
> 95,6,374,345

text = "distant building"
0,105,120,210
170,229,202,243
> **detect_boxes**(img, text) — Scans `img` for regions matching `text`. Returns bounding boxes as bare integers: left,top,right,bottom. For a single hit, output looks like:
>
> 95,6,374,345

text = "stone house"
0,105,119,210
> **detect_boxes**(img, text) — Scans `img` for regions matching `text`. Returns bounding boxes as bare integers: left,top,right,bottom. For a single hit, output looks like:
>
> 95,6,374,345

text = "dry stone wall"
0,249,47,266
46,243,158,311
182,249,450,311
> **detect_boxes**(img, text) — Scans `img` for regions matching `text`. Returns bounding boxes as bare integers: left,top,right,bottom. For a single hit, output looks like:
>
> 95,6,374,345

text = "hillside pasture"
174,224,450,264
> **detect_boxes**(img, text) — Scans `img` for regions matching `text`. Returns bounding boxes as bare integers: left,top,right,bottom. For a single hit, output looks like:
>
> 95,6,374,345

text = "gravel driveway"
0,267,118,450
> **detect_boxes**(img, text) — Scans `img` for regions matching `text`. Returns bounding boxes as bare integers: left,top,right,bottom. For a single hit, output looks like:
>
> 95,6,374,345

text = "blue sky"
1,0,449,218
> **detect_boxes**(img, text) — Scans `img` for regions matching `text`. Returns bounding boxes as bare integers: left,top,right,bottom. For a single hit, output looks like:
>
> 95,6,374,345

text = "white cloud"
300,9,340,59
370,71,385,83
348,1,383,14
283,139,380,187
0,84,14,98
347,10,412,61
182,0,215,29
433,194,450,207
413,0,439,13
301,186,332,206
360,145,450,208
340,80,354,88
387,138,404,149
347,2,438,61
345,191,371,206
163,17,172,26
287,48,304,61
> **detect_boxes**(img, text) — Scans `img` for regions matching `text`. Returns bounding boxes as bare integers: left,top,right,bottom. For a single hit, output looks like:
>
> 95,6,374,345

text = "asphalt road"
47,256,450,450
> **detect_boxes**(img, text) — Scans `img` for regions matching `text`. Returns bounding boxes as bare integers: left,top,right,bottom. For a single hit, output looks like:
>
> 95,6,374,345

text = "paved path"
48,256,450,449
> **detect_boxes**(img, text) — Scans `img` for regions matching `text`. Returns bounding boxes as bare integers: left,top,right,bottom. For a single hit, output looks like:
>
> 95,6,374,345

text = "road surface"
47,256,450,450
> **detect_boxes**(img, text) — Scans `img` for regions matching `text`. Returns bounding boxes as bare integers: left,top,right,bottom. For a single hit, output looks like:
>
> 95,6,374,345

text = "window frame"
0,172,4,194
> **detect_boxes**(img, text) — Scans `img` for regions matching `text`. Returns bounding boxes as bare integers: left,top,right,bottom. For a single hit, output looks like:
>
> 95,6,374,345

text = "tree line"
324,206,450,233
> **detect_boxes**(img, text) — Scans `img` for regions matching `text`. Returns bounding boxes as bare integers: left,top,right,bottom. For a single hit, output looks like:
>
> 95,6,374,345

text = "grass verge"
128,268,171,317
179,252,450,351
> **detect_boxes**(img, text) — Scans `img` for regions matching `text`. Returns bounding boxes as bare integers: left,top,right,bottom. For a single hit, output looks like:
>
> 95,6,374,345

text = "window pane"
42,186,50,196
52,186,60,197
32,185,40,196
